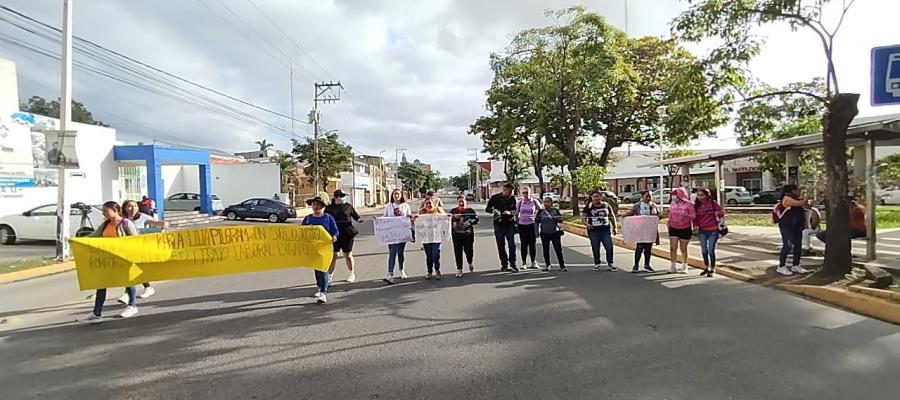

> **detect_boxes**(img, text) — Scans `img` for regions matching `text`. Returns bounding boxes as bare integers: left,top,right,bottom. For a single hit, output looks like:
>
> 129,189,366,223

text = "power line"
192,0,291,70
243,0,330,81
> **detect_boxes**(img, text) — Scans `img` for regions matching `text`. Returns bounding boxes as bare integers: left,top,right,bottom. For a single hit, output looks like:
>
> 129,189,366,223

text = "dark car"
223,198,296,223
752,190,780,205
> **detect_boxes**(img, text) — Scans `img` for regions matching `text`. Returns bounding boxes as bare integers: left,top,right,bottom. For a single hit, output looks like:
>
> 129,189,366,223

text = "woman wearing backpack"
693,188,725,277
666,187,696,274
774,184,810,276
80,201,140,323
516,187,542,269
623,191,660,273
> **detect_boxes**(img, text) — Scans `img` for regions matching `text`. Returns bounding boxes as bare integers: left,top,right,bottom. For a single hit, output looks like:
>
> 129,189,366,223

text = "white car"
0,203,105,245
879,189,900,205
542,192,560,203
164,192,225,214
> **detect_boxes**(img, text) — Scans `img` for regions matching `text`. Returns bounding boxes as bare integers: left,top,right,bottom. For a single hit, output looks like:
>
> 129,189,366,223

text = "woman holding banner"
623,191,659,273
693,188,725,277
416,197,446,280
116,200,170,303
449,195,478,278
382,189,412,284
666,187,696,274
80,201,139,323
301,196,340,304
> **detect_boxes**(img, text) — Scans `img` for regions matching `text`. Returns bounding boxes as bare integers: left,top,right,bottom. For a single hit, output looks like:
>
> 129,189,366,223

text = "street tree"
397,162,426,198
877,154,900,187
674,0,860,275
291,131,352,194
572,165,607,195
21,95,108,126
255,139,274,151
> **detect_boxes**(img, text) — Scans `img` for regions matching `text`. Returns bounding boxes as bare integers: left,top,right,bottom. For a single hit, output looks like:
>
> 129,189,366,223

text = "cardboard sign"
622,215,660,244
374,216,413,245
414,214,451,244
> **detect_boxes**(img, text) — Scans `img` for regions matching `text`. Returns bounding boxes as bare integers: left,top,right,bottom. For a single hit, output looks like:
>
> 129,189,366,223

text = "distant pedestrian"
116,200,170,304
417,197,447,280
516,186,542,269
773,184,809,276
694,188,725,277
535,197,566,272
582,190,618,272
666,187,695,274
325,190,362,283
485,183,519,272
382,189,412,284
302,196,339,304
79,201,139,323
623,191,659,273
801,201,822,253
449,195,478,277
815,196,867,243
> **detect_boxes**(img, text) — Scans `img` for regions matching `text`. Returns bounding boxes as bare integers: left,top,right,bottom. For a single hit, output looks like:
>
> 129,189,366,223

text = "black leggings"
452,234,474,269
518,224,537,264
634,243,653,267
540,233,565,268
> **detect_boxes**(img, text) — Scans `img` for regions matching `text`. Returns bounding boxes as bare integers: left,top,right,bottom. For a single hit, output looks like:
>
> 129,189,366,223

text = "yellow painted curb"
781,284,900,325
848,285,900,303
0,261,76,285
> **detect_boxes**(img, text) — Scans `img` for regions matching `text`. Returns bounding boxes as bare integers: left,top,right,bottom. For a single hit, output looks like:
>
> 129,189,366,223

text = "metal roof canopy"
639,113,900,168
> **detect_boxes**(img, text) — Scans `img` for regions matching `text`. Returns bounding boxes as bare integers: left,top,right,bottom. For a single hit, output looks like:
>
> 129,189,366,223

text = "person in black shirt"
449,195,479,277
485,182,519,272
581,191,619,271
325,190,362,283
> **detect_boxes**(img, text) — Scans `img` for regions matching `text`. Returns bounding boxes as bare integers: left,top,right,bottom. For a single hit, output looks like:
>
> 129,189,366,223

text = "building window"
742,178,762,194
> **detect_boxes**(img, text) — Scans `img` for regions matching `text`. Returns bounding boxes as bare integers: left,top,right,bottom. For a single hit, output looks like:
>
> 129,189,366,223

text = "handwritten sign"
374,216,413,245
414,214,451,244
70,225,334,290
622,215,660,244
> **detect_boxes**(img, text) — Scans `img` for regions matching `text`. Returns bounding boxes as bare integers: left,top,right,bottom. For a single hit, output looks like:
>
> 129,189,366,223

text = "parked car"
650,188,673,204
724,186,753,205
621,192,644,203
223,198,296,223
542,192,560,203
879,188,900,205
752,189,780,205
165,192,225,214
0,203,104,245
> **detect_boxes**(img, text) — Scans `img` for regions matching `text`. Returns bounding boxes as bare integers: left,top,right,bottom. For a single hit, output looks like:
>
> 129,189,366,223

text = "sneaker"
530,262,538,270
468,263,474,273
592,265,602,272
791,266,810,274
383,275,394,285
776,266,794,276
560,267,568,272
116,293,130,304
347,272,357,283
313,291,323,299
510,266,520,273
138,286,156,299
643,265,655,273
456,269,463,278
119,306,138,318
668,262,677,274
707,269,715,278
700,268,709,276
680,265,689,274
631,266,640,274
399,270,408,279
79,313,104,324
499,266,509,272
317,293,327,304
425,273,433,280
435,272,442,280
607,264,619,272
542,265,550,272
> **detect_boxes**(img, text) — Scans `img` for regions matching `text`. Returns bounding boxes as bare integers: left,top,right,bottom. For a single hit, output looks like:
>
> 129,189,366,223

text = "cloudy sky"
1,0,898,176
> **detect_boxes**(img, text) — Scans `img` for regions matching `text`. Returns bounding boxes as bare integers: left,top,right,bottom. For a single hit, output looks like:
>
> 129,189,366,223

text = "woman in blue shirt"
301,196,339,304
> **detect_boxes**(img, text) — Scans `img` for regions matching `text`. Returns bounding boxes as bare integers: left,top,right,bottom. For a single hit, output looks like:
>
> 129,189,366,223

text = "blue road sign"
872,44,900,106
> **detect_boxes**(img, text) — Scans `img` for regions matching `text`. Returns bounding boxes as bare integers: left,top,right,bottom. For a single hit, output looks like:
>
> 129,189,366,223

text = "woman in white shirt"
117,199,170,301
381,189,412,284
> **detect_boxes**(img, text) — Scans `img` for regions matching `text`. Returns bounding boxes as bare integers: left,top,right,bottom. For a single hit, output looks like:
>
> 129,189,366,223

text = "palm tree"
255,139,274,151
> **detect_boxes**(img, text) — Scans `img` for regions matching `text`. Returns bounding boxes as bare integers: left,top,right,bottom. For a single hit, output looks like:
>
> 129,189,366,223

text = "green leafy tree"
255,139,274,151
21,95,108,126
397,162,426,198
572,165,607,196
674,0,859,275
291,131,352,194
878,154,900,187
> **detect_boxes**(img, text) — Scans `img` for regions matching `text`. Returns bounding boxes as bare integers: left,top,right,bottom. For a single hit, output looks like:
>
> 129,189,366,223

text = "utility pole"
467,148,478,201
290,61,294,138
657,106,667,204
312,81,342,196
55,0,74,260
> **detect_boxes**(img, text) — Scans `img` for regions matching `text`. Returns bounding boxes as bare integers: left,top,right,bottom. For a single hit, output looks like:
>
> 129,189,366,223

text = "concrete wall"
160,163,280,207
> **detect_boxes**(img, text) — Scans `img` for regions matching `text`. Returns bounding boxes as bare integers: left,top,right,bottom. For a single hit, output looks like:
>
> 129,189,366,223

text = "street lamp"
667,164,679,202
656,105,668,204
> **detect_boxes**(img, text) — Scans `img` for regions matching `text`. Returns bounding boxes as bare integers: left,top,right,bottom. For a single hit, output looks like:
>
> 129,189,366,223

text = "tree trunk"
598,140,619,168
821,93,859,275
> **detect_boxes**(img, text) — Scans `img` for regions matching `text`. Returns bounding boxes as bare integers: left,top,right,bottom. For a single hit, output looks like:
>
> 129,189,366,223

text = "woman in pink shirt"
693,188,725,277
666,187,695,274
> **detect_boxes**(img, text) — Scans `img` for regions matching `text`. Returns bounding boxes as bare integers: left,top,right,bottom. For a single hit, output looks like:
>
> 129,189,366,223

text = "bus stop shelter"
640,113,900,260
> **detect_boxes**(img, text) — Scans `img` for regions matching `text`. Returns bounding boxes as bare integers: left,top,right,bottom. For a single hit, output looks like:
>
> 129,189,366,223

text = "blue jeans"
387,243,407,275
698,230,720,269
493,223,517,269
587,227,614,266
93,286,136,316
423,243,441,274
314,270,331,294
779,224,803,267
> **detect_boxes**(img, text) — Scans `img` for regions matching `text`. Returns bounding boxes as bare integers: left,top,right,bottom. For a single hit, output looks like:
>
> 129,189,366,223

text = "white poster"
622,215,660,244
374,216,414,246
413,214,451,244
0,112,35,186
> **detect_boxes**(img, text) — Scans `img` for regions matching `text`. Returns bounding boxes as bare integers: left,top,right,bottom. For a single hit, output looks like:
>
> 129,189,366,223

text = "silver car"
724,186,753,205
164,192,225,213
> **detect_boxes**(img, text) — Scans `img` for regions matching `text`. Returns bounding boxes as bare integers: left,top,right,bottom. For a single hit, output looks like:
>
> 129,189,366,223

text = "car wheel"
879,199,886,206
226,211,237,220
727,199,738,205
268,213,279,223
0,225,16,245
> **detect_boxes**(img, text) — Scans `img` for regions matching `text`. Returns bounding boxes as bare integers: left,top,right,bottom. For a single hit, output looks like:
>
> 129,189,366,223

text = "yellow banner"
70,225,334,290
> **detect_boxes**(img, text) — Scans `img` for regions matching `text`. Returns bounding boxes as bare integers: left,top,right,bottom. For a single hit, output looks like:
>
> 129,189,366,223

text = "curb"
0,261,76,285
781,284,900,325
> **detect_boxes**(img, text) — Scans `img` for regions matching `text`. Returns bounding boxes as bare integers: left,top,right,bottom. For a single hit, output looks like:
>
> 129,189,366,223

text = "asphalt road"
1,197,898,400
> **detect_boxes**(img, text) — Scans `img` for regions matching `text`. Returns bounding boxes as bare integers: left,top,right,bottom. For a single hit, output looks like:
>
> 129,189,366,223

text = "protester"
623,190,659,273
325,190,362,283
485,183,519,272
382,189,412,284
417,197,446,280
301,196,339,304
80,201,139,323
693,188,725,277
449,195,478,278
666,187,695,274
535,196,566,272
426,190,443,208
139,195,156,217
116,200,170,303
802,201,822,253
815,196,867,243
774,184,810,276
582,190,618,272
516,187,542,269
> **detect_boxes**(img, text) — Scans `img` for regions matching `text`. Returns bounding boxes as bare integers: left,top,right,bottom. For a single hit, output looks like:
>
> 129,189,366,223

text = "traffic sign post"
871,44,900,106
